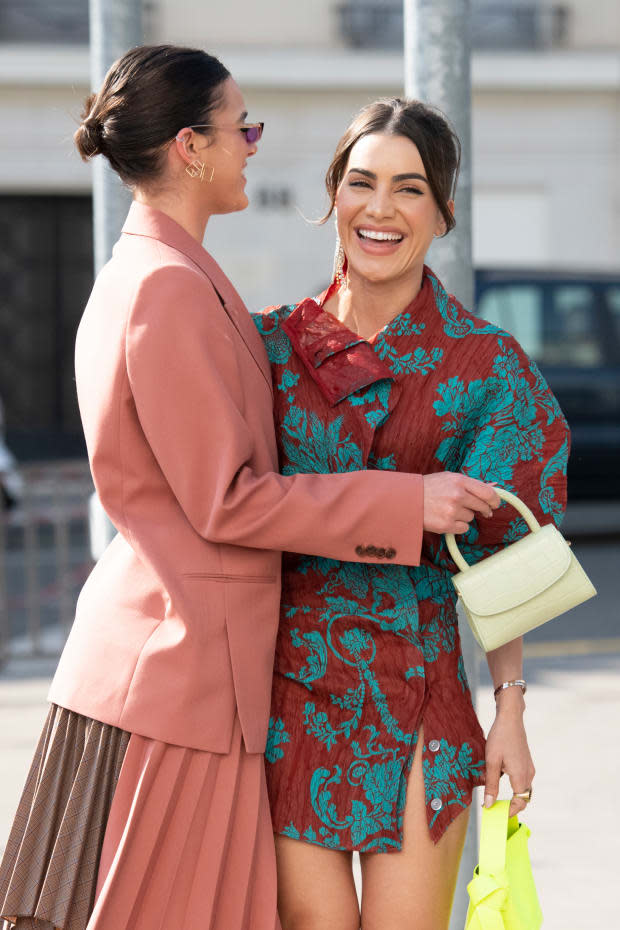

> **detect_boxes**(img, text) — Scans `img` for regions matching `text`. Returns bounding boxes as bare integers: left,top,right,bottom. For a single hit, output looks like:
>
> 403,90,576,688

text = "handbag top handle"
478,800,513,876
444,488,542,573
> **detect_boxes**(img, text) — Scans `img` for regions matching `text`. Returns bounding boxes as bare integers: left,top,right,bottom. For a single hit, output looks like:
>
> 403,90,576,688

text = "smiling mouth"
357,228,404,243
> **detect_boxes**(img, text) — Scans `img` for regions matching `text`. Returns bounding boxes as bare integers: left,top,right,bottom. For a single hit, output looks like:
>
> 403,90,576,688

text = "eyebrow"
239,110,248,122
347,168,429,184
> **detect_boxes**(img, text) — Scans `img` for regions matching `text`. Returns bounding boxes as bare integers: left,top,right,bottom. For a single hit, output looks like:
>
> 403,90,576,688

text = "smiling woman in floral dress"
253,99,569,930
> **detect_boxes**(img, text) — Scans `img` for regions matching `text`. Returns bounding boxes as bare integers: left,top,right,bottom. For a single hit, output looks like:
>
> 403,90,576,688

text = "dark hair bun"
75,92,104,160
72,45,230,186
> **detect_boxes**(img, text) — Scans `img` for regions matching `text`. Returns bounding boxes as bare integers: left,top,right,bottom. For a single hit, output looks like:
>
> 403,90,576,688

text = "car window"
477,283,603,366
605,287,620,343
477,285,543,358
545,286,602,366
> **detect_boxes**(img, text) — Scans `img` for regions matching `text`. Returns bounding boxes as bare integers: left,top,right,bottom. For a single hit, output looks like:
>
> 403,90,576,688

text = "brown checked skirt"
0,705,280,930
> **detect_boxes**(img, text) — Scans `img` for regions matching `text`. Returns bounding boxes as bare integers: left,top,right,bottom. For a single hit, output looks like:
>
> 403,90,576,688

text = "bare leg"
359,728,469,930
274,834,360,930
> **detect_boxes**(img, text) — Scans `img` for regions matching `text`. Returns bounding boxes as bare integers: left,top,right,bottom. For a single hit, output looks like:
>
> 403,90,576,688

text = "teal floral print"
423,739,485,828
252,265,569,850
265,717,290,763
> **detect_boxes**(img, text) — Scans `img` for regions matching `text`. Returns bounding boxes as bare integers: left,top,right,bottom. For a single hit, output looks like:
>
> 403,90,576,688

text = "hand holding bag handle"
443,488,596,651
445,489,541,573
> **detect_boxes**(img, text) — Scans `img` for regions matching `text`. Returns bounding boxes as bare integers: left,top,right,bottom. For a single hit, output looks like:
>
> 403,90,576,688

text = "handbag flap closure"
452,524,572,616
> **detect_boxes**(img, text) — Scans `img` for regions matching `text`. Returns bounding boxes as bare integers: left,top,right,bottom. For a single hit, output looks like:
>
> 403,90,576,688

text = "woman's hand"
484,688,535,818
422,472,501,535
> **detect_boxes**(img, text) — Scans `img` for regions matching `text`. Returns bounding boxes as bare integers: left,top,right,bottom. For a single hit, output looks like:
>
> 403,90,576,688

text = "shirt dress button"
430,798,443,812
429,739,441,752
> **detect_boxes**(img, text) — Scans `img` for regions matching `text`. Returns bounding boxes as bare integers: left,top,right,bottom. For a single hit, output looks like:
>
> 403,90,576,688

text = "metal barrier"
0,460,94,664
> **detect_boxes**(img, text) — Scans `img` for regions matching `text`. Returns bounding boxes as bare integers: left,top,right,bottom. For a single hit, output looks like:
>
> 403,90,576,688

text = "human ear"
173,128,204,168
435,199,455,237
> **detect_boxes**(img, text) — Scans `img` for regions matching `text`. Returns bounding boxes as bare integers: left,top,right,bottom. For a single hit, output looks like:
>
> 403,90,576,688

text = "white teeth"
358,228,403,242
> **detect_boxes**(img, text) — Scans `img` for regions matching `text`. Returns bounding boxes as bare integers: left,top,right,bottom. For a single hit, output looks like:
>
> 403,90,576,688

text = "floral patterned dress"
252,266,569,852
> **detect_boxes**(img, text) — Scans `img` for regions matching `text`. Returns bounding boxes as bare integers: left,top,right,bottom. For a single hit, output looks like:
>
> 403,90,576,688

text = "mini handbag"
465,800,542,930
445,488,596,652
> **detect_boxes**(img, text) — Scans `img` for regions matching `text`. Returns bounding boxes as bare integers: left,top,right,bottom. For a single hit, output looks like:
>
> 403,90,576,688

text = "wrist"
493,678,526,700
495,685,526,716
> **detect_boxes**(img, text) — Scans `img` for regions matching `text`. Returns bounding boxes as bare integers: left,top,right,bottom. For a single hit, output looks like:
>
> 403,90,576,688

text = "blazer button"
385,548,396,559
375,547,386,558
355,545,366,556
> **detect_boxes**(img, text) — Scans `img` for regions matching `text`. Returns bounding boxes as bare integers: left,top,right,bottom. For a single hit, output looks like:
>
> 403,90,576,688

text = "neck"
133,187,210,244
330,263,425,340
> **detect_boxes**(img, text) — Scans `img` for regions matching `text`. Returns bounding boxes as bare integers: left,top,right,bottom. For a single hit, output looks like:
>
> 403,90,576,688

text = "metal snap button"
430,797,443,812
429,739,441,753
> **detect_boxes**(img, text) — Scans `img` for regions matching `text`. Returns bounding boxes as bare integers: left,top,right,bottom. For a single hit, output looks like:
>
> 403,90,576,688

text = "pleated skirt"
0,706,280,930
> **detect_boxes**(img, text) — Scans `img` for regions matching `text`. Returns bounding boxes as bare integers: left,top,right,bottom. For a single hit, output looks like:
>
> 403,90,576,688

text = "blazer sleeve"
453,333,570,565
125,265,424,566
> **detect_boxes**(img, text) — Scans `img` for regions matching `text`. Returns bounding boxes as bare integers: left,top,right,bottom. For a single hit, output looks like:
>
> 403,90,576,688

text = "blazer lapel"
122,202,273,392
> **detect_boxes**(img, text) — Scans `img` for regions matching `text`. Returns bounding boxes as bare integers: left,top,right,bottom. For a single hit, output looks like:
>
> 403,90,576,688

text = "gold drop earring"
333,238,347,287
332,211,348,288
185,160,214,182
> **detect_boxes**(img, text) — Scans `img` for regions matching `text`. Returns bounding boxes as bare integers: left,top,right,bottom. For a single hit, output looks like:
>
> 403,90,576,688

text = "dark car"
474,269,620,501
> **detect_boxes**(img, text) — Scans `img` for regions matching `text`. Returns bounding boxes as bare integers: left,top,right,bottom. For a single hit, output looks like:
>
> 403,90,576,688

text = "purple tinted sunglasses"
183,122,264,144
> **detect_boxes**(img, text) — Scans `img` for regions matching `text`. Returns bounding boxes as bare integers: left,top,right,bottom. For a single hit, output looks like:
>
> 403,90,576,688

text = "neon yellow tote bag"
465,800,542,930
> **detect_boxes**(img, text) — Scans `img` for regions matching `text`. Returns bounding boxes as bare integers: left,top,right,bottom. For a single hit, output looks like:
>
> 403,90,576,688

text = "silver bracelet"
493,679,527,700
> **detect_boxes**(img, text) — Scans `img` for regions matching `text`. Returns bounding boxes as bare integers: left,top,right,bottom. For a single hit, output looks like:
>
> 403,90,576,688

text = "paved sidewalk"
1,649,618,929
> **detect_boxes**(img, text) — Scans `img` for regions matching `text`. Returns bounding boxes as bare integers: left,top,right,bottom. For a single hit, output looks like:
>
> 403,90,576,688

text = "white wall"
472,91,619,269
0,85,90,192
473,190,550,266
564,0,620,49
154,0,338,50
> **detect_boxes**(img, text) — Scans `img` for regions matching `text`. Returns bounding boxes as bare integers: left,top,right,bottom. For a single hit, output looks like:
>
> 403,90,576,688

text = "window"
605,287,620,343
545,285,602,366
0,0,88,44
477,284,544,358
335,2,569,51
477,282,603,367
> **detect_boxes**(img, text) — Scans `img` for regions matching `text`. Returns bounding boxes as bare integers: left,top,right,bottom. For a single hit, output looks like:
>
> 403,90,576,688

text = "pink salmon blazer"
48,202,424,753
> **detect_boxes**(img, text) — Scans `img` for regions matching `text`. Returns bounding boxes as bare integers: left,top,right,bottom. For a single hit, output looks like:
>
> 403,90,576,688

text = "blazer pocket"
182,572,277,584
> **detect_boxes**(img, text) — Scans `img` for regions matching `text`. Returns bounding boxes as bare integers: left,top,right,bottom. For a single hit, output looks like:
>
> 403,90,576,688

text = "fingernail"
484,794,494,808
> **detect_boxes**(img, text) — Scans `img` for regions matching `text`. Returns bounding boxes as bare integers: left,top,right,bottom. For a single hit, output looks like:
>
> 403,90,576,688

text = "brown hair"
322,97,460,235
74,44,230,187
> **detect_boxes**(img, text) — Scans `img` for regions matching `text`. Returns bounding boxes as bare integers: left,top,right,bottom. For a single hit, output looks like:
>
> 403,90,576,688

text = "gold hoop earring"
185,160,214,182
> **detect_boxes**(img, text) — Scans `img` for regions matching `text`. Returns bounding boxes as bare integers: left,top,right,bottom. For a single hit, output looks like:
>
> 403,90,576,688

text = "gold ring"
512,788,533,803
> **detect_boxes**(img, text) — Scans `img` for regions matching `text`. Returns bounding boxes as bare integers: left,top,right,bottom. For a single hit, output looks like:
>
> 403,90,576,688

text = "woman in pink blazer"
0,45,498,930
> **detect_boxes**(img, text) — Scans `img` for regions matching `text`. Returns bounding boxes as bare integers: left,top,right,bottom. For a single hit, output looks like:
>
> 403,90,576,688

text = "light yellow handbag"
465,800,542,930
445,488,596,652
